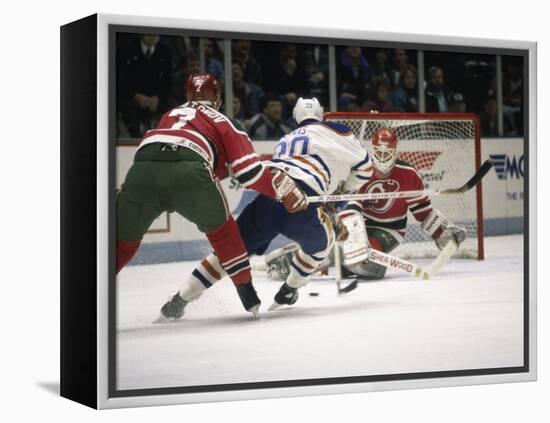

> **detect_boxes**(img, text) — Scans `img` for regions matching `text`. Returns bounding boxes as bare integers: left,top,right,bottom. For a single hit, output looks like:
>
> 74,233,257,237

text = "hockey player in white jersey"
158,98,372,319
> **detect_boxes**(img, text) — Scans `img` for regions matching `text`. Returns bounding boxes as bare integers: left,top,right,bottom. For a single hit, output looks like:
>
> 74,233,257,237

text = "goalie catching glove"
272,169,308,213
421,209,467,250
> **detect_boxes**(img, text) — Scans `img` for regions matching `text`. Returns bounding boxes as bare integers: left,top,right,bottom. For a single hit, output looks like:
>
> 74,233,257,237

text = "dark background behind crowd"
116,33,524,140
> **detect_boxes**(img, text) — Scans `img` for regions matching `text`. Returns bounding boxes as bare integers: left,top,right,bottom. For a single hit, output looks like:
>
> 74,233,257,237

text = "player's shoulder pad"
320,121,354,134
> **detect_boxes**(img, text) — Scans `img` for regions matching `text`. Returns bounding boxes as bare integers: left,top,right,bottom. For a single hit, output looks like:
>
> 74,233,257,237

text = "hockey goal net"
324,112,484,260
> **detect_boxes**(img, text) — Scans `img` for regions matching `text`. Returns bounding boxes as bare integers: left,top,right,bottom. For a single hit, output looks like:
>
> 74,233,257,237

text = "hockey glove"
272,169,308,213
421,210,467,250
435,225,467,250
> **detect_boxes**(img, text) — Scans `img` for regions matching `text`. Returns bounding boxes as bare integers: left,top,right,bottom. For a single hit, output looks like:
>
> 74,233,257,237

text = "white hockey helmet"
293,97,324,124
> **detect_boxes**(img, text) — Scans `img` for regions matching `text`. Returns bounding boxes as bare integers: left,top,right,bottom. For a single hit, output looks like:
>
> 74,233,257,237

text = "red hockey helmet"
186,73,222,109
371,127,398,174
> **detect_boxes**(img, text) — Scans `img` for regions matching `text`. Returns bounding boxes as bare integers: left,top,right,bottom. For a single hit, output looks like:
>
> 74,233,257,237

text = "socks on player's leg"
179,254,225,301
206,216,252,286
287,249,325,288
177,252,260,315
159,254,225,321
116,239,141,274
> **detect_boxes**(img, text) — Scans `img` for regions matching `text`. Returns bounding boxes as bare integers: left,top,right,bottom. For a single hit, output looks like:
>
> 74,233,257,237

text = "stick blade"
338,278,358,294
442,159,494,195
423,239,458,278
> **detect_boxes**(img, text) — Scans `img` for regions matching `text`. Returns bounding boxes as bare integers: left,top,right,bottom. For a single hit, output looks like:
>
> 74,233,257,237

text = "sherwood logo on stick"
370,250,414,273
489,154,525,180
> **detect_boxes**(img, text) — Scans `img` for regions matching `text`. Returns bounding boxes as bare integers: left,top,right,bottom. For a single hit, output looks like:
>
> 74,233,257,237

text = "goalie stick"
307,158,494,203
364,239,459,280
253,241,457,281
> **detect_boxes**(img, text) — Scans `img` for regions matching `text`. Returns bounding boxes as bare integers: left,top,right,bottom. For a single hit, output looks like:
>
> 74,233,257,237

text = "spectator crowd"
116,34,523,140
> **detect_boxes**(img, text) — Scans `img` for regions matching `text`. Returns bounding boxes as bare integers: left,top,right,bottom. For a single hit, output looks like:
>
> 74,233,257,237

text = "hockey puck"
309,292,320,297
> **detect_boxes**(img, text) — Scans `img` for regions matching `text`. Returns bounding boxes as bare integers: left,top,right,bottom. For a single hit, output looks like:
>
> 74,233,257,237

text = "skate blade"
152,314,176,324
249,305,261,319
268,302,283,311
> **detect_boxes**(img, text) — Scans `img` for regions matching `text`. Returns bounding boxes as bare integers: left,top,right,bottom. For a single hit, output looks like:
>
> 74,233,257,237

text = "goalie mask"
371,127,398,175
186,72,222,110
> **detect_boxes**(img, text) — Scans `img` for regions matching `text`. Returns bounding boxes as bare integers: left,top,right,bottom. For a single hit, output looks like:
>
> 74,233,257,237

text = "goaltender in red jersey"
340,127,467,279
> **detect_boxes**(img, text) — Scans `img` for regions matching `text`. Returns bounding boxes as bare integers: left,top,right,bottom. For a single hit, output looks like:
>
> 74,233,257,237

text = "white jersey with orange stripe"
268,121,372,195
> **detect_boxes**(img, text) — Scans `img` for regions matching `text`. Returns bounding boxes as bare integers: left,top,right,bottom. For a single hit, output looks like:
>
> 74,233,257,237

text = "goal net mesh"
324,114,482,260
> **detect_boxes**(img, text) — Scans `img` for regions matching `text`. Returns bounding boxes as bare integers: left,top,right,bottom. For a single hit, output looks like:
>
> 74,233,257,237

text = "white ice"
116,234,524,391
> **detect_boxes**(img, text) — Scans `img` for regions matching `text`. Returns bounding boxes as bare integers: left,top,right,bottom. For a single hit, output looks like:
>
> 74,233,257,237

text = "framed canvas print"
60,13,537,409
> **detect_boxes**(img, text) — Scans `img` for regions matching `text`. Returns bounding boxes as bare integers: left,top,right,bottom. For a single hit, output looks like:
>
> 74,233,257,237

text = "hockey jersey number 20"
269,121,373,195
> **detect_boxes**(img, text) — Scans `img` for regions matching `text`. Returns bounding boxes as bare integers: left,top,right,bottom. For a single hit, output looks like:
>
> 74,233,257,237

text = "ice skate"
268,283,299,311
236,282,261,318
153,293,188,323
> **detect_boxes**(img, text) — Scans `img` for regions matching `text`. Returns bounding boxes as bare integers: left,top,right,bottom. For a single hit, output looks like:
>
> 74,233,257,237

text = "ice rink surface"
116,234,524,391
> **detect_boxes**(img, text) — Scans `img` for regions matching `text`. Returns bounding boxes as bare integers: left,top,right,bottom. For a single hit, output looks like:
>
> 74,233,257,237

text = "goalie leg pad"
264,243,300,281
258,205,334,286
337,210,369,266
342,229,400,281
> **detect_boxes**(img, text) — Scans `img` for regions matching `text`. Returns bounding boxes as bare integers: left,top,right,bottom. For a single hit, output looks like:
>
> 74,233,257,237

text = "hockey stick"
256,239,458,283
421,239,458,277
367,239,459,280
254,246,357,295
367,249,429,279
335,240,342,291
334,241,359,295
308,159,494,203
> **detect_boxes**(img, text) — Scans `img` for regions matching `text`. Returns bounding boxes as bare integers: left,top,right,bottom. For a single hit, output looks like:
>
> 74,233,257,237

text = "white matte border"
96,13,537,409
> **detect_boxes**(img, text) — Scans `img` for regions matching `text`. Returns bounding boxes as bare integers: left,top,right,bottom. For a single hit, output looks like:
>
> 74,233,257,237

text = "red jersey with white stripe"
137,101,276,198
347,160,432,240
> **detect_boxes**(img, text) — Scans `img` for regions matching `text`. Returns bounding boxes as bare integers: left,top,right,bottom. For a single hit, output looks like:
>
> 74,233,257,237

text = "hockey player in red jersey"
156,97,373,320
341,127,466,279
116,73,307,316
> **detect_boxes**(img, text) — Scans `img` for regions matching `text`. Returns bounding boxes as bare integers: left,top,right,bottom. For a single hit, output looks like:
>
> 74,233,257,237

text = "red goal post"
324,112,484,260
